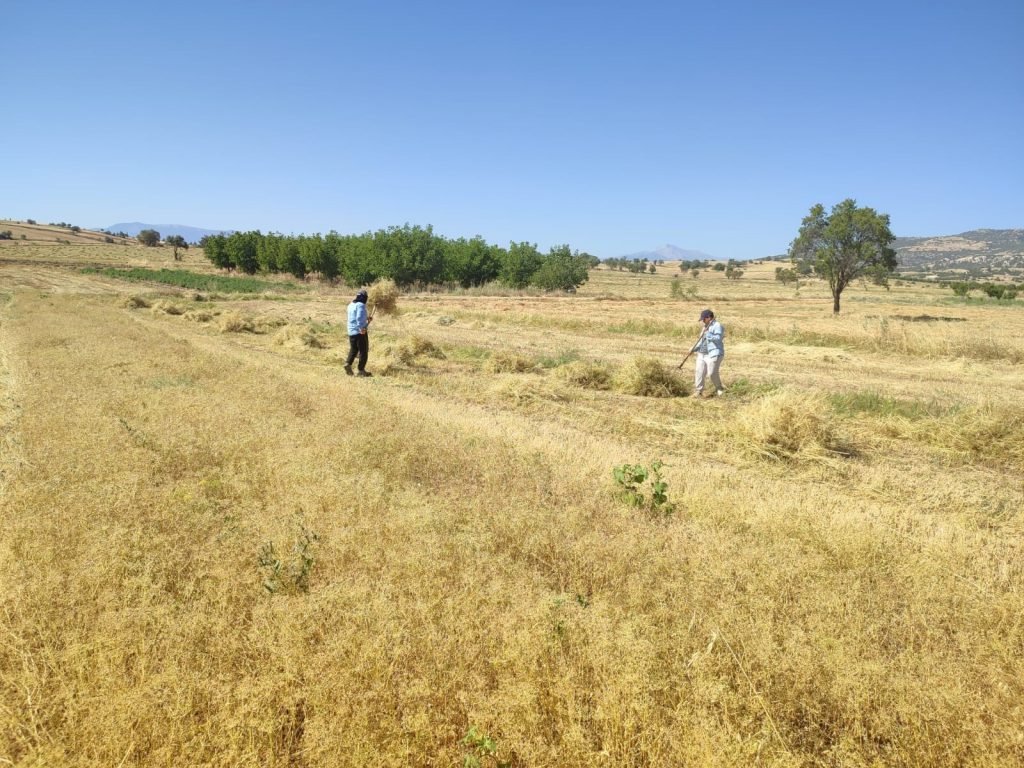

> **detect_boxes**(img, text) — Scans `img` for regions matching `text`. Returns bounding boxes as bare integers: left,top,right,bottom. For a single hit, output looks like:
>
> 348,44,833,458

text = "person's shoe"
716,389,725,397
356,370,372,377
691,391,704,398
344,364,353,376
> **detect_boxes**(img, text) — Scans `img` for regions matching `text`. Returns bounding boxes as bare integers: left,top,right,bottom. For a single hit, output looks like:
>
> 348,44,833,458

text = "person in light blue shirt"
690,308,725,397
344,290,373,376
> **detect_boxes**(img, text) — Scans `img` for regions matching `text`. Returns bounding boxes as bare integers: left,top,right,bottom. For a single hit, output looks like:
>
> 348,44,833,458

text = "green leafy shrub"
613,459,675,516
950,282,971,297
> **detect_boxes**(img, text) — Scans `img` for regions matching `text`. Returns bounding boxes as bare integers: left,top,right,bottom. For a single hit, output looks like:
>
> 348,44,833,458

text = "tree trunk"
833,292,841,314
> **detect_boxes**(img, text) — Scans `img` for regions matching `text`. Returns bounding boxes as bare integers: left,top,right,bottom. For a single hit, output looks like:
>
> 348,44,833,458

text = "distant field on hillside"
1,242,1022,766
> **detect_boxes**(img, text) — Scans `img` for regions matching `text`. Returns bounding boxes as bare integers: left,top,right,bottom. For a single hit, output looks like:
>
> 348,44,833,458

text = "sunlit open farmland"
1,237,1022,766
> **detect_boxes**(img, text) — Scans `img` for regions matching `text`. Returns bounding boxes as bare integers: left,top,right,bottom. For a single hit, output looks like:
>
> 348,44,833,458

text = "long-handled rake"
677,329,706,369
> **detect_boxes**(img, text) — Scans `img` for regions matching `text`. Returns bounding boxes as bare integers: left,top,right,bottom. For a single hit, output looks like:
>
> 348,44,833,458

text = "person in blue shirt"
344,290,373,376
690,308,725,397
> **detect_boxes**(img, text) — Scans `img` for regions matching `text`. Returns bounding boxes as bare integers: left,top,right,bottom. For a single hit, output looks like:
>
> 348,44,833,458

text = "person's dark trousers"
347,333,369,371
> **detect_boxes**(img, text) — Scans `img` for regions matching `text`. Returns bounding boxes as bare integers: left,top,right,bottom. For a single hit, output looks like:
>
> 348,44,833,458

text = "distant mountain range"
617,244,716,262
894,229,1024,276
104,222,234,244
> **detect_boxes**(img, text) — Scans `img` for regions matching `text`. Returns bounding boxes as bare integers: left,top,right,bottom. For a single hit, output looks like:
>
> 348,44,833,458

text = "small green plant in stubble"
461,726,511,768
257,516,320,595
613,459,676,517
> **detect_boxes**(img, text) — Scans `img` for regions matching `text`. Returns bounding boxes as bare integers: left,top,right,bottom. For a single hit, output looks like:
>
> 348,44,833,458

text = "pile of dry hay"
273,325,328,349
555,360,613,391
614,357,690,397
376,335,446,375
368,279,399,317
737,389,852,463
150,300,186,316
122,295,151,309
486,350,537,374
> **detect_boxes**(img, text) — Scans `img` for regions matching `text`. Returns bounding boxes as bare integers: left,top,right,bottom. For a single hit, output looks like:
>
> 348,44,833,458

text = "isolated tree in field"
775,266,799,285
789,199,896,314
138,229,160,247
165,235,188,260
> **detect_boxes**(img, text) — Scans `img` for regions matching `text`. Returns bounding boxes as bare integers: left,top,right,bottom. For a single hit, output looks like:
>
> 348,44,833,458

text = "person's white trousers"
694,353,723,394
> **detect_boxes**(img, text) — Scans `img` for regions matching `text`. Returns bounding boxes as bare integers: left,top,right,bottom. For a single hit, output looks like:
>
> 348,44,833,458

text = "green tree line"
199,224,594,290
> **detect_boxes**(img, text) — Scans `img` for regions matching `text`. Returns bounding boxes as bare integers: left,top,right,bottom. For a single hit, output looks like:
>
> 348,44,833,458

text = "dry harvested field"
1,241,1022,767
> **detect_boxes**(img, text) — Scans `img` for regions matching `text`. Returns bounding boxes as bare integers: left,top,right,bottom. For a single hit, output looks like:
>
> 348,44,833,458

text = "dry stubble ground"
0,246,1022,766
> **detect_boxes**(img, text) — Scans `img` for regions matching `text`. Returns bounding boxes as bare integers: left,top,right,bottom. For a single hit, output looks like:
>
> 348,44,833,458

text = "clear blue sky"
4,0,1022,259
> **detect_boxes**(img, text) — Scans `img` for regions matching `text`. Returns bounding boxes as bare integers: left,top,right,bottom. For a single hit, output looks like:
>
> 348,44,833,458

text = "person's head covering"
355,290,368,303
699,309,714,321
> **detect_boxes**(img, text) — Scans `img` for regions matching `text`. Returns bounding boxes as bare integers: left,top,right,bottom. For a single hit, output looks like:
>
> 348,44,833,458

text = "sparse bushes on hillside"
982,283,1018,300
0,230,12,240
950,281,972,296
948,281,1018,300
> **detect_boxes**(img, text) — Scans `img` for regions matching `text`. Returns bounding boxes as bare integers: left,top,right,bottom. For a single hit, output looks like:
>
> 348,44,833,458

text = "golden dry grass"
1,249,1023,767
613,356,690,397
736,390,850,464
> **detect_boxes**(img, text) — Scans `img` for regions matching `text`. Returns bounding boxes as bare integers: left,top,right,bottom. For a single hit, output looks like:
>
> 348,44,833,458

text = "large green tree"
137,229,160,247
789,199,897,313
530,245,592,291
444,236,502,288
499,242,543,288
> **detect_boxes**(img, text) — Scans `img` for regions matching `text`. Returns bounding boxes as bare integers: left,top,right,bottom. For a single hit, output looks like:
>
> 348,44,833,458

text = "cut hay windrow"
150,300,186,316
121,295,151,309
273,325,328,349
218,312,256,333
486,350,537,374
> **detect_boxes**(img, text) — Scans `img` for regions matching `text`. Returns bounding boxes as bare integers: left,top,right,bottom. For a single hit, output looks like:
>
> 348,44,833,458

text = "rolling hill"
894,229,1024,278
